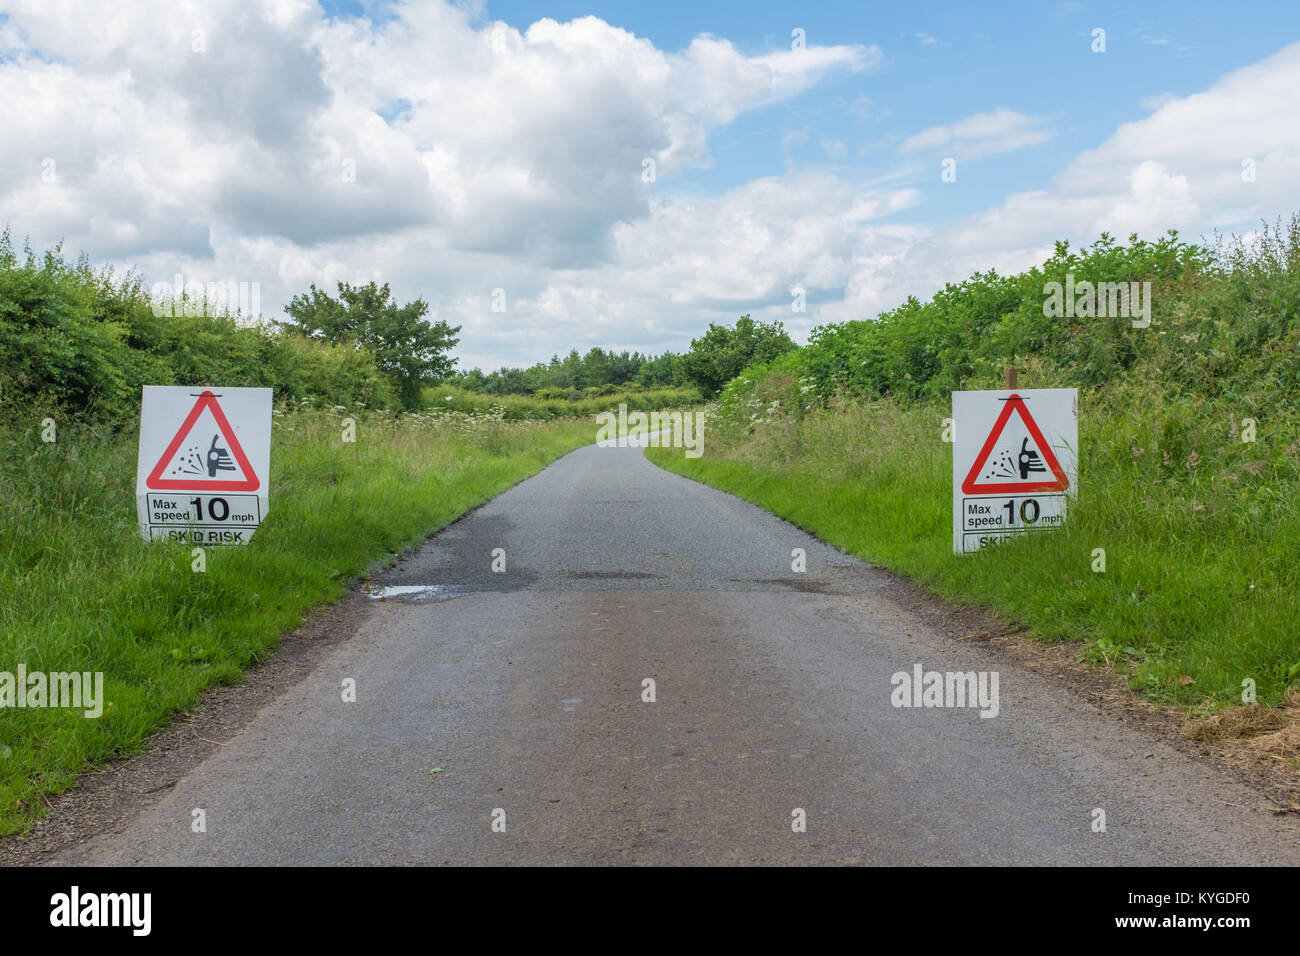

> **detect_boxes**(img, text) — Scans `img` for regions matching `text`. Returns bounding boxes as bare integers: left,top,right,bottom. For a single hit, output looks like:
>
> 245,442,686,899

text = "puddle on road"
364,584,471,603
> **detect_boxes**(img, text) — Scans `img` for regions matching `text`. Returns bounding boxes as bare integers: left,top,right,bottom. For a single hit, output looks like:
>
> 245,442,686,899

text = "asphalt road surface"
58,439,1300,865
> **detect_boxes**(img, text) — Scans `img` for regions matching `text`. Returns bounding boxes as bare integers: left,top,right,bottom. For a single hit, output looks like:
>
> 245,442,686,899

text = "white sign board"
952,388,1077,555
135,386,272,545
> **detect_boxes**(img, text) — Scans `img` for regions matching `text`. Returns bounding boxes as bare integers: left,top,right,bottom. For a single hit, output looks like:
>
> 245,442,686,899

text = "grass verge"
646,388,1300,719
0,406,592,834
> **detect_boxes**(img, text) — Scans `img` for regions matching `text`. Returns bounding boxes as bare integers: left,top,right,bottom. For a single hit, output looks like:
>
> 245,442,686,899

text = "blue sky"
401,0,1298,225
586,2,1281,216
3,0,1299,370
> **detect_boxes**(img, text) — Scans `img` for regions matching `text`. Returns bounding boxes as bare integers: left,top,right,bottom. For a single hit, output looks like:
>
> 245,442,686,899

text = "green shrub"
0,230,399,422
724,216,1300,415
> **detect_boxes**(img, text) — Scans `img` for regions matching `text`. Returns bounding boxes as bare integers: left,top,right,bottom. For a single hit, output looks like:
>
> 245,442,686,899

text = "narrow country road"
57,439,1300,865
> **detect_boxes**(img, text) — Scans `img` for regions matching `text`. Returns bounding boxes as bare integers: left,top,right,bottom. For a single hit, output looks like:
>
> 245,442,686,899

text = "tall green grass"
0,407,592,834
649,217,1300,715
649,390,1300,710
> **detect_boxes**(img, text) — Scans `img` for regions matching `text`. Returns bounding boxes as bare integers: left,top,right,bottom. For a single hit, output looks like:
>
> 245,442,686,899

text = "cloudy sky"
2,0,1298,371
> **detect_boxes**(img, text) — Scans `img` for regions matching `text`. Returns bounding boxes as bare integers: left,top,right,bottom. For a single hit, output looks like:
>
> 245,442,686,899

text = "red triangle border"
145,391,260,492
961,393,1069,495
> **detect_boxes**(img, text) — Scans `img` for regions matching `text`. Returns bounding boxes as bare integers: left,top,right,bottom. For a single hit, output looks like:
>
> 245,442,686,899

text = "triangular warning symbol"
961,394,1069,494
145,391,260,492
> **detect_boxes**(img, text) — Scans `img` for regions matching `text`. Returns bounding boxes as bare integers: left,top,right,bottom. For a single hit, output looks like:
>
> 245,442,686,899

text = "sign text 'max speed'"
952,388,1078,555
135,386,271,545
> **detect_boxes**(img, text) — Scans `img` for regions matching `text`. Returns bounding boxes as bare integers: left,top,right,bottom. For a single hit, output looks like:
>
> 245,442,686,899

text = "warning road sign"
952,388,1077,555
961,393,1070,495
136,387,271,544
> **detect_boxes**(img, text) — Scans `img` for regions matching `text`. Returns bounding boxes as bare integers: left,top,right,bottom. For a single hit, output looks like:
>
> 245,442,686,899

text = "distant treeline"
452,314,797,399
451,348,682,397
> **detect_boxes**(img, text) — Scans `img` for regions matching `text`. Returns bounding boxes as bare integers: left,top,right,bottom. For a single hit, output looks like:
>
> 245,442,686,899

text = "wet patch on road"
363,584,477,603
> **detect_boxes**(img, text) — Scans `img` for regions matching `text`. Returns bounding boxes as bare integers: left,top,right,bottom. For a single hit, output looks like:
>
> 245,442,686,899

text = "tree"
581,347,613,387
483,366,527,395
678,315,796,396
609,350,641,385
634,350,680,387
283,281,460,408
458,368,487,391
557,349,583,388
